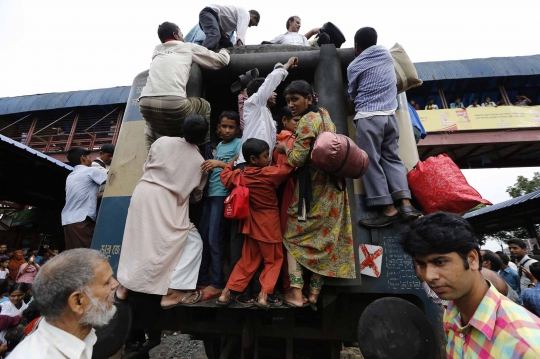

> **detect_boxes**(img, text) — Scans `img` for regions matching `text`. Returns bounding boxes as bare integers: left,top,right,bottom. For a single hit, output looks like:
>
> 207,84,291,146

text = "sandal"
283,300,311,308
216,293,235,307
235,293,256,308
199,291,222,302
267,294,283,307
162,290,202,309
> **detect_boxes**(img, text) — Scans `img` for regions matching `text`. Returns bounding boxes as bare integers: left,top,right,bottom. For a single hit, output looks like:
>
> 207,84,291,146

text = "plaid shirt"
522,283,540,318
444,283,540,358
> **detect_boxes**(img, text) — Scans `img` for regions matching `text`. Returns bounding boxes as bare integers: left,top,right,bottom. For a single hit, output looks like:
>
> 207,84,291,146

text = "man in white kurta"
268,16,319,47
117,135,208,303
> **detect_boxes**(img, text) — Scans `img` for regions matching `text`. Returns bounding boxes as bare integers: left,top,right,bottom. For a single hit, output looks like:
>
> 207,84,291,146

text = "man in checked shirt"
400,212,540,359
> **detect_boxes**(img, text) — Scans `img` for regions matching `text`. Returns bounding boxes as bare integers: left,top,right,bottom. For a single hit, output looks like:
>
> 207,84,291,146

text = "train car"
91,44,445,359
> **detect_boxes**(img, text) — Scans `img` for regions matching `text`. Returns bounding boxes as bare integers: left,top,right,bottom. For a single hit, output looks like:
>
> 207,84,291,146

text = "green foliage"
506,172,540,198
481,172,540,247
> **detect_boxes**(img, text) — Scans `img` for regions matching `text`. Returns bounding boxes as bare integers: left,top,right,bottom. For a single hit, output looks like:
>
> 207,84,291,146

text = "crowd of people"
106,15,424,314
3,4,537,359
416,94,534,110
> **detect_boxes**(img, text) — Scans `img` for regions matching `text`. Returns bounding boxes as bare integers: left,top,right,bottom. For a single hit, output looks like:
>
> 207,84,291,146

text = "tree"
506,172,540,198
486,172,540,246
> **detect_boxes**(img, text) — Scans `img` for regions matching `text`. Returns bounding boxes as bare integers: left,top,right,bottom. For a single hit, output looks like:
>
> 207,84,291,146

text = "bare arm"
304,28,320,40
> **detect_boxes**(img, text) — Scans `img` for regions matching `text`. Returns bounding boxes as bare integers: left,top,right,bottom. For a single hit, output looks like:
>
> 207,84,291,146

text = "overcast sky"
1,0,539,206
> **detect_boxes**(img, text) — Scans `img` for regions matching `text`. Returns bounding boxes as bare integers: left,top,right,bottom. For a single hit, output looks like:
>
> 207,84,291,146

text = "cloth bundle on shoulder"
311,111,369,179
407,154,492,214
390,43,423,94
223,172,249,219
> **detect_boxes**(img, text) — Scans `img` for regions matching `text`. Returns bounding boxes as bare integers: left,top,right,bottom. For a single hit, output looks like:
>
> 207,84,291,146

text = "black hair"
507,238,527,249
286,16,299,30
283,80,313,99
219,111,240,127
495,251,510,265
7,248,14,253
7,282,28,295
0,258,9,264
247,78,265,97
249,10,260,24
100,143,115,155
22,300,41,324
276,106,294,133
66,148,90,167
529,262,540,281
481,250,502,272
354,27,377,50
399,212,481,270
183,114,209,144
157,22,180,43
242,138,269,163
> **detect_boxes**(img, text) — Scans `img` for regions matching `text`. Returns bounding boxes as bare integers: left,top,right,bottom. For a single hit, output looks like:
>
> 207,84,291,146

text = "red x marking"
360,245,383,277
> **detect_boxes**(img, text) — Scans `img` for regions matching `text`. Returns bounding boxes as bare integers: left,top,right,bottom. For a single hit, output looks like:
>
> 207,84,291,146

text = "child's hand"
0,343,7,353
275,142,289,154
284,57,298,71
232,154,239,163
201,160,224,172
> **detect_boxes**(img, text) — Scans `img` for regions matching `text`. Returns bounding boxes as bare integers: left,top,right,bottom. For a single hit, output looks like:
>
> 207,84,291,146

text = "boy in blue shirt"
197,111,241,301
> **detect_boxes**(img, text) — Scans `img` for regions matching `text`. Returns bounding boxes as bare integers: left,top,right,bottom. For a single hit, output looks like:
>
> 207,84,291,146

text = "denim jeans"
197,196,227,289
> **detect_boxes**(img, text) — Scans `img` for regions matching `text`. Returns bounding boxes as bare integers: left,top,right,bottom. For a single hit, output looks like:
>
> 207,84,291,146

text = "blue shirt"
208,138,241,197
498,267,521,295
408,103,426,139
522,283,540,317
347,45,398,113
61,165,108,225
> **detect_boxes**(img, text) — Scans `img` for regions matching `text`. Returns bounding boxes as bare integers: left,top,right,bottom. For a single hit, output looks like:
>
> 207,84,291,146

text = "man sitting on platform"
268,16,319,47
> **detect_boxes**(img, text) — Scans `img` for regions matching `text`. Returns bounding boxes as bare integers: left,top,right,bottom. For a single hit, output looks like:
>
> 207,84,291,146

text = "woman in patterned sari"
275,80,355,308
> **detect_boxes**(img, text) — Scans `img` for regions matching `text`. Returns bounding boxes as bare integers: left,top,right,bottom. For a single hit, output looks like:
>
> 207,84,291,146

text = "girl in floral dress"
275,80,355,308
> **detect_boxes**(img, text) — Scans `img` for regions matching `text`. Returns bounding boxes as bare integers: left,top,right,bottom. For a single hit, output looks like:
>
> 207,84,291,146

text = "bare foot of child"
218,288,231,303
116,285,129,300
308,291,319,305
284,288,304,307
203,285,222,294
258,292,268,307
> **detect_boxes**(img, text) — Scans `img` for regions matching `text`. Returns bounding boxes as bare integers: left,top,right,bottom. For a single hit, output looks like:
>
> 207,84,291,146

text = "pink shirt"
16,263,40,284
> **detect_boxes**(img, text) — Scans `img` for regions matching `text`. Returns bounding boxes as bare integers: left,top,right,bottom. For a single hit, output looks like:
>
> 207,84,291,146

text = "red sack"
223,172,249,219
407,154,492,214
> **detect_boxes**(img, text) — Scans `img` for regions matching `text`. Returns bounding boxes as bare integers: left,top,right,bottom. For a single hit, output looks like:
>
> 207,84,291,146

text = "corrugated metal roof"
415,54,540,81
464,189,540,219
0,133,73,171
0,87,130,116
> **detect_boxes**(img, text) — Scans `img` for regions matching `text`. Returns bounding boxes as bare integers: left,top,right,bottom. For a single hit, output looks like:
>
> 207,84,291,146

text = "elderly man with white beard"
9,248,119,359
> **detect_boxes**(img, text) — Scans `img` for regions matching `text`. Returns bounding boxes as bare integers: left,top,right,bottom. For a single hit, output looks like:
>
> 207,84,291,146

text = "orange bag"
223,172,249,219
407,154,492,214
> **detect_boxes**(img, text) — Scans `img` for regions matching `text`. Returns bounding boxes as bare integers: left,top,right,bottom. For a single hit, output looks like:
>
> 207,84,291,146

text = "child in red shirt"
218,138,293,309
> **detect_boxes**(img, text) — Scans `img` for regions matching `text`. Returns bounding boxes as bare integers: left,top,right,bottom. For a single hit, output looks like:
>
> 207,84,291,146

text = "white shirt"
424,104,439,110
91,158,109,172
140,41,229,99
0,268,8,280
208,4,250,45
509,261,518,271
518,255,538,292
61,165,108,225
482,101,497,107
0,300,28,343
270,32,310,46
237,64,288,164
9,318,97,359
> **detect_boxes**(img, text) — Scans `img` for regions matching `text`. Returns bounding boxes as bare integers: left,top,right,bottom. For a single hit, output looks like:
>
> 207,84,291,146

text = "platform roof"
465,189,540,234
415,54,540,81
0,133,73,208
0,86,130,116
